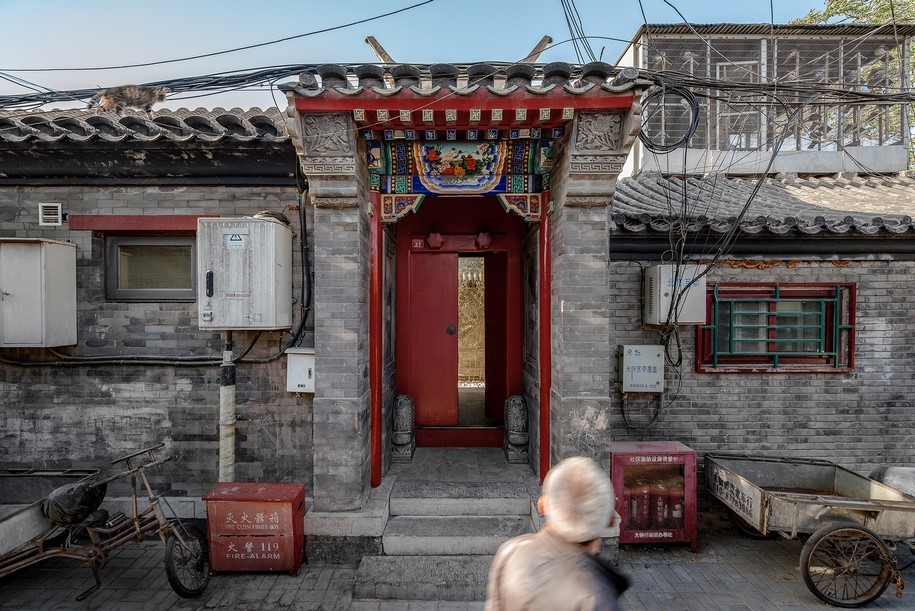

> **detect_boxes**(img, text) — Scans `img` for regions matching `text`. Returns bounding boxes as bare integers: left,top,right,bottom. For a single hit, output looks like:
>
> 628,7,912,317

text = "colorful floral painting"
414,142,506,194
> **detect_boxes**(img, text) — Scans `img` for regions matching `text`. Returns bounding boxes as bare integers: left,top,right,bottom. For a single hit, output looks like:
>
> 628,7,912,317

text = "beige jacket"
485,529,626,611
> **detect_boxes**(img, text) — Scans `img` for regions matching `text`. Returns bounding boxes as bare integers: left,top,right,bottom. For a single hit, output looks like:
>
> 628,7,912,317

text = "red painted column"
538,204,552,485
369,193,383,487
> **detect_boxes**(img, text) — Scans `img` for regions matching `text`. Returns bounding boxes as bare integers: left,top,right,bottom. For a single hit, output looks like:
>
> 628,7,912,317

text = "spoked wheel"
800,522,893,608
165,523,210,598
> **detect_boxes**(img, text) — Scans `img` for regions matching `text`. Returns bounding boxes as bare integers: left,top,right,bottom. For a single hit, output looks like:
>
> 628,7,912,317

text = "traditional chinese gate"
284,62,644,503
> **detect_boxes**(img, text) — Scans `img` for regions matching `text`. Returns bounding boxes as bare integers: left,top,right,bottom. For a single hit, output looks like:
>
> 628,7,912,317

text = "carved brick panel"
574,112,624,153
301,113,354,156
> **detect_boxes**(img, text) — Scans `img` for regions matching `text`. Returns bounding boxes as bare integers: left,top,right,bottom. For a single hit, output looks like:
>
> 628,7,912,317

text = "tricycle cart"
0,444,209,601
706,453,915,608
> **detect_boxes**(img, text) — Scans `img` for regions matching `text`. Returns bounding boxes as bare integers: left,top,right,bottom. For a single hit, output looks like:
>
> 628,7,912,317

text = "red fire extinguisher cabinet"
610,441,697,552
203,482,306,575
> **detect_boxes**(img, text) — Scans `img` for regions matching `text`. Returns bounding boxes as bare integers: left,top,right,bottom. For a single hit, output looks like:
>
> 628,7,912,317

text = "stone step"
353,554,492,601
390,480,533,517
383,515,532,556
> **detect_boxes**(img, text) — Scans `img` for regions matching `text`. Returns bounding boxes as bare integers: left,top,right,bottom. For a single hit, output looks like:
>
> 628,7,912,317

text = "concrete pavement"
1,513,913,610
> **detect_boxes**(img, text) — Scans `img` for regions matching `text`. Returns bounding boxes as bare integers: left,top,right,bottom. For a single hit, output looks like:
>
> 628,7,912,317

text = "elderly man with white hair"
486,456,630,610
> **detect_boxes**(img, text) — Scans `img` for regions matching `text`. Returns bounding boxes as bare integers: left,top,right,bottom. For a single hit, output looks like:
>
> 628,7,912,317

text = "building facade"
1,44,914,557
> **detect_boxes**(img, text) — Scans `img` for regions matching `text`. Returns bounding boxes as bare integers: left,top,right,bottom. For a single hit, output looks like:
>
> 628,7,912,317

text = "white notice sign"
227,233,246,249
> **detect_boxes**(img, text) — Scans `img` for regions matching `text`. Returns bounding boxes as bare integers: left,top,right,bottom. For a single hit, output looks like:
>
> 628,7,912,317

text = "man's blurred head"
542,456,615,543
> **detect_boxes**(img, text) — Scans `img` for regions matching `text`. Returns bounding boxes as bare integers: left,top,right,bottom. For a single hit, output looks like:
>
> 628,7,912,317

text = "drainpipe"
219,331,236,482
369,192,383,487
538,209,552,484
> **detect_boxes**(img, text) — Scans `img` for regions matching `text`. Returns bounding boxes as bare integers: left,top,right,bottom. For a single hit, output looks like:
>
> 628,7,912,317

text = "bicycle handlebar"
110,443,166,466
90,455,173,489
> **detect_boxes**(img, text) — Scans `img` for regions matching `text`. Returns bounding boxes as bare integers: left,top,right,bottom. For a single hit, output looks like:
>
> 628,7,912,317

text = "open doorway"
457,256,492,426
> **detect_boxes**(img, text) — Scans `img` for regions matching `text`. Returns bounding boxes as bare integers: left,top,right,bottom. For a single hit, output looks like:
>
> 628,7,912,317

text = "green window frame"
696,283,855,372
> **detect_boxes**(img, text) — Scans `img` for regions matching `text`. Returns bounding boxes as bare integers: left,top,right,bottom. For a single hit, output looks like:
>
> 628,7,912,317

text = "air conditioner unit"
642,264,706,326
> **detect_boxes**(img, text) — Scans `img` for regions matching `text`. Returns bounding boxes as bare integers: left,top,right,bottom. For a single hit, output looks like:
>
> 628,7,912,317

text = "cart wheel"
728,509,777,540
165,524,210,598
800,521,892,608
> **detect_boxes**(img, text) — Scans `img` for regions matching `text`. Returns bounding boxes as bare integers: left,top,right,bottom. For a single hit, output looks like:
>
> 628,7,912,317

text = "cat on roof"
87,85,169,119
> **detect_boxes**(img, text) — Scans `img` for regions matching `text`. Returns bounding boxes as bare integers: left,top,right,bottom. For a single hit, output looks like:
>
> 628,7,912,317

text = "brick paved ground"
1,517,912,610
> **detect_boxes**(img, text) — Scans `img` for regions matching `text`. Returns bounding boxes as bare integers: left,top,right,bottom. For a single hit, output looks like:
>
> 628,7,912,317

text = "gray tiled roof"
279,62,651,96
0,107,288,144
633,23,915,38
612,173,915,236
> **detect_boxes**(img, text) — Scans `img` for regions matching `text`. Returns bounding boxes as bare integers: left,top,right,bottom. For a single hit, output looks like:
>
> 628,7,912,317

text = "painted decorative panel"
366,138,554,195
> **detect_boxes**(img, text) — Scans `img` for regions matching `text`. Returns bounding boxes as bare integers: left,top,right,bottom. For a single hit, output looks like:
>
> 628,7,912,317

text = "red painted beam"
538,202,552,485
68,214,214,232
416,428,503,447
296,91,634,113
369,192,383,487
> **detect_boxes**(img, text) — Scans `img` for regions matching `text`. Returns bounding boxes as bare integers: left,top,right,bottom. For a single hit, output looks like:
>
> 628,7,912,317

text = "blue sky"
0,0,826,110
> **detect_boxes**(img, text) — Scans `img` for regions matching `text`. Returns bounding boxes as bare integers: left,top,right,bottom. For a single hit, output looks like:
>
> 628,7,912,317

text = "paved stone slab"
2,515,914,608
353,555,492,601
382,516,533,555
389,481,532,517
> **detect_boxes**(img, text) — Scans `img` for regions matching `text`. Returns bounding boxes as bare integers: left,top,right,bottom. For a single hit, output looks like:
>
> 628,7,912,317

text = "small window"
106,236,196,301
697,283,855,372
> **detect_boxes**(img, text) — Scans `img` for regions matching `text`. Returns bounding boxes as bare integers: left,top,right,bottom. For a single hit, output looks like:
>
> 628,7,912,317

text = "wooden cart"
706,453,915,608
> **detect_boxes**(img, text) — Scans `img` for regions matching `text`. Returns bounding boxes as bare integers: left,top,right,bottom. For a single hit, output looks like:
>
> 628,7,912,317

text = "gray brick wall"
545,125,618,470
605,259,915,475
311,202,371,511
0,185,313,496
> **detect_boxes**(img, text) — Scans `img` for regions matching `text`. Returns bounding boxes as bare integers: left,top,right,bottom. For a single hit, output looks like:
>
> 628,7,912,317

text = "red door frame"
538,211,551,484
369,195,538,482
394,199,522,447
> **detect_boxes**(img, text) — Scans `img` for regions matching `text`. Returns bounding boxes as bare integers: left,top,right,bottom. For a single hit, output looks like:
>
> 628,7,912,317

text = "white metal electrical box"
197,217,293,330
642,264,706,326
618,345,665,392
0,238,77,347
285,347,315,393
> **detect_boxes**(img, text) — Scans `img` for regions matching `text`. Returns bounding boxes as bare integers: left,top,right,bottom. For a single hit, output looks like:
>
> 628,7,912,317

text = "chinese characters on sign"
634,531,674,539
223,540,283,561
629,455,678,464
625,365,660,374
222,511,282,532
708,465,758,523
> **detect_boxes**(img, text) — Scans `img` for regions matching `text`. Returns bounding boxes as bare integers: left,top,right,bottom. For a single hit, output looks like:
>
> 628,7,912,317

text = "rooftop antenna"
365,36,397,88
521,35,554,64
365,36,396,65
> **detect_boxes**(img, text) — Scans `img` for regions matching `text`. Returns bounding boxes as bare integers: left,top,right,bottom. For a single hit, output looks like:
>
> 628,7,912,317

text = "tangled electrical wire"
0,65,318,111
637,83,701,153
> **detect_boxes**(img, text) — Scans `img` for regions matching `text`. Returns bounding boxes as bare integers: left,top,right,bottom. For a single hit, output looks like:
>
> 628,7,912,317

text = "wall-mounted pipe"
219,331,236,482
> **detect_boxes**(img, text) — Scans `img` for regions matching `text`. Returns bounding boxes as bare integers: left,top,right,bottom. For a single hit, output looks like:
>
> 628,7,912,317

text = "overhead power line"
0,0,436,73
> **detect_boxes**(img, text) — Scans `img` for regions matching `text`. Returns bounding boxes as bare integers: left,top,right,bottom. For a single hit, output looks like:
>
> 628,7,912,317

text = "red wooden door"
409,252,459,426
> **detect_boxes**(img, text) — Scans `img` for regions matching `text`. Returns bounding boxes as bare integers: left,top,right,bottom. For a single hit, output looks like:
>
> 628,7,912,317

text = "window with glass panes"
696,283,855,372
105,236,196,301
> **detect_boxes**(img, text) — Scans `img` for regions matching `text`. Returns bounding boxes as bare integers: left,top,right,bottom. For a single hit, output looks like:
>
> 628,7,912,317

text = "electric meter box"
197,217,293,330
642,264,706,326
618,345,665,392
285,347,315,393
0,238,76,347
